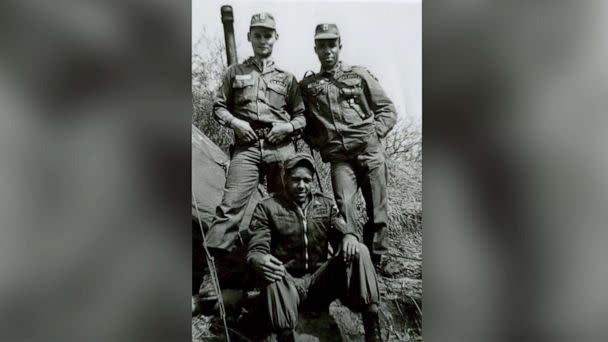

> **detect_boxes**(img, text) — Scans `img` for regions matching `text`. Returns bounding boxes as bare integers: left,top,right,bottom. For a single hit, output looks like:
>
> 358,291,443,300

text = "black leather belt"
235,121,272,146
252,127,272,140
249,121,273,140
234,121,298,148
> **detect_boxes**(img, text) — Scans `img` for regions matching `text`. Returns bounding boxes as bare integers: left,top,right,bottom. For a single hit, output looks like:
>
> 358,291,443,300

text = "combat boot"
193,270,220,316
362,306,383,342
198,247,230,300
198,267,218,300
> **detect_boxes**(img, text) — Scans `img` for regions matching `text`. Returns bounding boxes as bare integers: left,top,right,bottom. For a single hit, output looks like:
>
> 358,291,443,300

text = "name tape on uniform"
339,74,360,80
235,74,252,80
270,79,286,87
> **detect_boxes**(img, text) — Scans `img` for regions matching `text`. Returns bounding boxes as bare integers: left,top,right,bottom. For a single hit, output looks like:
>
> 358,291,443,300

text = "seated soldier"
247,153,383,342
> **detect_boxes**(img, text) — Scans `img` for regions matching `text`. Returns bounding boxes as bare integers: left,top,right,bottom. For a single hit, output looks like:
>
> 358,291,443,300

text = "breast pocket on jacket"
232,77,255,105
266,81,288,109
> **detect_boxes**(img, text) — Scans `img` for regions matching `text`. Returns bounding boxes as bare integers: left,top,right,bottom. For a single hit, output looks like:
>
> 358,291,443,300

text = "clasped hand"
232,118,258,143
232,119,293,144
266,122,293,144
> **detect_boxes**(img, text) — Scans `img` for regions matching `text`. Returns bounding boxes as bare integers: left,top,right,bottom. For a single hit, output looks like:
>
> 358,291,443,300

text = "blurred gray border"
2,1,608,341
0,1,192,341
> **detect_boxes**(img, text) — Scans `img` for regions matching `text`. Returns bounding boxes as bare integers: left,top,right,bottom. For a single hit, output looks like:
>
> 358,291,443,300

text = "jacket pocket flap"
267,82,287,95
339,77,362,87
232,78,254,88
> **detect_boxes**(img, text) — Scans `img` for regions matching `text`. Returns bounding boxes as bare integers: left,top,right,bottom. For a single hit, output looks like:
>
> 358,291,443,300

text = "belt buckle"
256,127,269,141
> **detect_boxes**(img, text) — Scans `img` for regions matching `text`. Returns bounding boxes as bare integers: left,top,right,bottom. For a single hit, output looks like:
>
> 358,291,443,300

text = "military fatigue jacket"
247,192,359,277
214,57,306,132
300,62,397,161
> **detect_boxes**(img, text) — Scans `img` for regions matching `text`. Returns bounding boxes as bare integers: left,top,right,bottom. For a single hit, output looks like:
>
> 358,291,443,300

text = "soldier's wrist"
343,233,359,242
230,117,244,130
247,252,264,266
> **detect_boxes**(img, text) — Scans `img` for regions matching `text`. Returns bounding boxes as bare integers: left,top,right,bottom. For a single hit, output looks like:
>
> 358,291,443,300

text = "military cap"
314,23,340,39
250,12,276,30
284,153,316,173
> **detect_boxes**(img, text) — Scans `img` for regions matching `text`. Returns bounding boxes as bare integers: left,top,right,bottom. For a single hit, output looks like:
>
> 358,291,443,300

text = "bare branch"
384,118,421,161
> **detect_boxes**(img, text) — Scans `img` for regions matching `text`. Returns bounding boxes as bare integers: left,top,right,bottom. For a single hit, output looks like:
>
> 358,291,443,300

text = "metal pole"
221,5,238,66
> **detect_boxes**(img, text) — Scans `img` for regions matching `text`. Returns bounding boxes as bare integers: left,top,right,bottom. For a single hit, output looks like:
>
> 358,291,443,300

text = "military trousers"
260,243,380,331
330,137,389,259
205,140,295,251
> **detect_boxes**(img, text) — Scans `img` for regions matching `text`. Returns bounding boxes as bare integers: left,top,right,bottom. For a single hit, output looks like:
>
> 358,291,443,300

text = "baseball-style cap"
314,23,340,39
250,12,276,30
284,153,316,174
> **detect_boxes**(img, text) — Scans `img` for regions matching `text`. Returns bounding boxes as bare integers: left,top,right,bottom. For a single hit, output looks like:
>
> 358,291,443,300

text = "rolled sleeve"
213,67,237,127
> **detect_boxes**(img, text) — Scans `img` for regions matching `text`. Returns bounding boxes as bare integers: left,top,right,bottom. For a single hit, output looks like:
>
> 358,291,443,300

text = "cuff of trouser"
264,278,300,330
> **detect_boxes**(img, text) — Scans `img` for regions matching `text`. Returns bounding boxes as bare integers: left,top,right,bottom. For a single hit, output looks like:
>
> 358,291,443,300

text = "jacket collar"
279,192,321,215
320,61,350,77
246,56,276,73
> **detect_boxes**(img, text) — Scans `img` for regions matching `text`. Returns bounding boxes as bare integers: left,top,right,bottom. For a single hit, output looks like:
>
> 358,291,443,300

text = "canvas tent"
191,124,261,233
192,125,263,293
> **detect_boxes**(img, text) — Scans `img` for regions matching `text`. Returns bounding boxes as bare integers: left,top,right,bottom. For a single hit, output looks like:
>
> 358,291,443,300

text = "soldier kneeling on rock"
247,153,383,342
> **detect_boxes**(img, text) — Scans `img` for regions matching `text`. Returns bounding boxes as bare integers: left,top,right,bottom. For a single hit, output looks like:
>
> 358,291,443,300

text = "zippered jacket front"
247,192,359,276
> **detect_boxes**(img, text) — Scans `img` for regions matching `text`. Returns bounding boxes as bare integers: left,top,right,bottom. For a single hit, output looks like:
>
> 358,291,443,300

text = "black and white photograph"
192,0,421,340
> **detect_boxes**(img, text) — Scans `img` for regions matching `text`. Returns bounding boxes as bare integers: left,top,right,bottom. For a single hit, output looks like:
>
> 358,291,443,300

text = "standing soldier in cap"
300,23,397,266
200,13,306,297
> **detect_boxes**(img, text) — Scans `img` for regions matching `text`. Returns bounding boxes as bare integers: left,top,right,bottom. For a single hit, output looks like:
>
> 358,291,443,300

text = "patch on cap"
250,12,276,30
314,23,340,40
